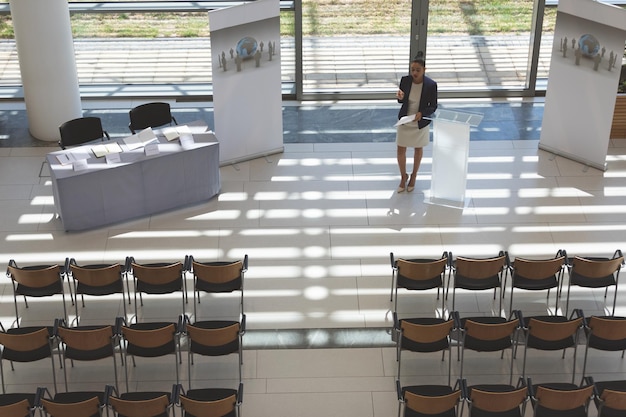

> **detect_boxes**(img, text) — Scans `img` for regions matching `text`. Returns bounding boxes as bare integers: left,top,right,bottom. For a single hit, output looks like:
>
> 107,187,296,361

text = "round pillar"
10,0,82,141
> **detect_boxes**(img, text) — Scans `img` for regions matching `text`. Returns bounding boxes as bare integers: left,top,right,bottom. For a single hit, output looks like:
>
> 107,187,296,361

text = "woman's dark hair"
412,51,425,67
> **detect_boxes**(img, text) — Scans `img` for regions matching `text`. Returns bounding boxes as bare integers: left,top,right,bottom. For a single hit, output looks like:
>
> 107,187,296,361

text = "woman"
395,55,438,193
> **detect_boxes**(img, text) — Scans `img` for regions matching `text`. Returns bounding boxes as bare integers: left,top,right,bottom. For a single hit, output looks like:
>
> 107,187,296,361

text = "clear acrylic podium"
427,109,483,208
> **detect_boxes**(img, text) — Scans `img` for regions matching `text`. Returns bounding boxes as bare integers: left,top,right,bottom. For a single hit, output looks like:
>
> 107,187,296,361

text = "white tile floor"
1,134,626,416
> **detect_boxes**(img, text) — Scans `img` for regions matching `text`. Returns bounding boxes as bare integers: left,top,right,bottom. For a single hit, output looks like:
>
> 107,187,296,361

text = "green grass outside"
0,0,556,39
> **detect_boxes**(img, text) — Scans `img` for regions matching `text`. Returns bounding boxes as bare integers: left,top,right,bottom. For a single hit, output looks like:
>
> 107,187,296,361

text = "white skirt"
396,121,430,148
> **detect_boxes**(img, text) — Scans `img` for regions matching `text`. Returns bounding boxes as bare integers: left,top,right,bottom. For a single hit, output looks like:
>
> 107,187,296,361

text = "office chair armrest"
570,308,585,321
395,380,403,402
114,316,127,335
172,384,183,404
451,311,461,330
104,385,117,406
514,310,526,328
527,378,537,400
53,318,66,336
34,387,52,407
7,259,18,277
392,312,400,330
124,256,135,273
240,314,247,334
237,382,244,405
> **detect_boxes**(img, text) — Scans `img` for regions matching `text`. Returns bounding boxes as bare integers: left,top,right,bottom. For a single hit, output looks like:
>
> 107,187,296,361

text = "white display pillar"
10,0,82,141
428,109,483,208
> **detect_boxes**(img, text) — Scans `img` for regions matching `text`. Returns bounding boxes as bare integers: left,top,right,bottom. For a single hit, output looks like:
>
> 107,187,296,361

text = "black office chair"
58,117,110,149
128,102,177,134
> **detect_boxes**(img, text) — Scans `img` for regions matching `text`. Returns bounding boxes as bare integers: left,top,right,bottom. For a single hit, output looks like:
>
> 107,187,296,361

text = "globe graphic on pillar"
578,34,600,57
236,36,258,59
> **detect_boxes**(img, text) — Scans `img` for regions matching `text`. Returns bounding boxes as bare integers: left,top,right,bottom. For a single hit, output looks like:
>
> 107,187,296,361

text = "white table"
47,124,220,231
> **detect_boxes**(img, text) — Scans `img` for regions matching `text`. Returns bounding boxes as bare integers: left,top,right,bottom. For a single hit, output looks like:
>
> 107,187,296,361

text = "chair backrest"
41,396,101,417
534,384,593,411
191,260,243,288
396,258,448,282
527,317,583,344
513,256,565,280
455,255,506,279
70,263,123,287
588,316,626,342
404,388,461,415
0,398,33,417
0,327,51,355
129,102,174,132
57,325,114,354
131,262,183,286
59,117,107,149
6,264,61,289
400,319,455,346
600,388,626,412
179,392,236,417
121,323,176,350
470,385,527,414
572,256,624,279
108,394,170,417
465,318,519,342
186,322,240,350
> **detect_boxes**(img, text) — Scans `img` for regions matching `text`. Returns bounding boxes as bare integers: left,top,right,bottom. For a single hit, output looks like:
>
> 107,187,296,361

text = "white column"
10,0,82,141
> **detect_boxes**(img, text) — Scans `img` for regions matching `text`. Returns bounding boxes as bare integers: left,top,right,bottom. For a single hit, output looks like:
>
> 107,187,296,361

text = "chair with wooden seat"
394,313,456,386
0,398,35,417
58,116,111,150
457,314,520,385
528,380,594,417
585,376,626,417
448,252,509,315
396,379,463,417
186,254,247,322
36,386,107,417
565,250,624,316
0,324,57,394
128,102,177,134
508,250,566,316
106,384,176,417
182,314,245,389
518,312,584,384
66,258,128,325
54,320,119,392
126,258,186,322
6,260,69,327
390,252,449,317
465,380,528,417
175,382,243,417
117,317,182,392
580,315,626,383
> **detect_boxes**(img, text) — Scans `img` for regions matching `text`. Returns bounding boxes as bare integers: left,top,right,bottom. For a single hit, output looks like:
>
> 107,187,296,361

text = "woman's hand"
414,112,422,121
396,89,404,100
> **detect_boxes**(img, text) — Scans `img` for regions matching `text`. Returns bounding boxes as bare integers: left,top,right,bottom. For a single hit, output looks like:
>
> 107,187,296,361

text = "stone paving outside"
0,34,554,94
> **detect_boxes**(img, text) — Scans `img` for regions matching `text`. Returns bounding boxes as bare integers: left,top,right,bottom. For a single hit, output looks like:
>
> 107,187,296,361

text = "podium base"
425,195,469,210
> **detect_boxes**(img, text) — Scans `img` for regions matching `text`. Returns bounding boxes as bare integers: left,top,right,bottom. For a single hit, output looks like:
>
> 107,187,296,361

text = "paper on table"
163,127,179,141
124,127,157,150
163,125,195,142
92,142,123,158
56,150,91,165
394,114,417,127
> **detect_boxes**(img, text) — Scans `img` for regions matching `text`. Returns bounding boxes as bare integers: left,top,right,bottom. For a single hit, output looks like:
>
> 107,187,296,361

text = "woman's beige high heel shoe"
397,173,409,193
407,173,416,192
